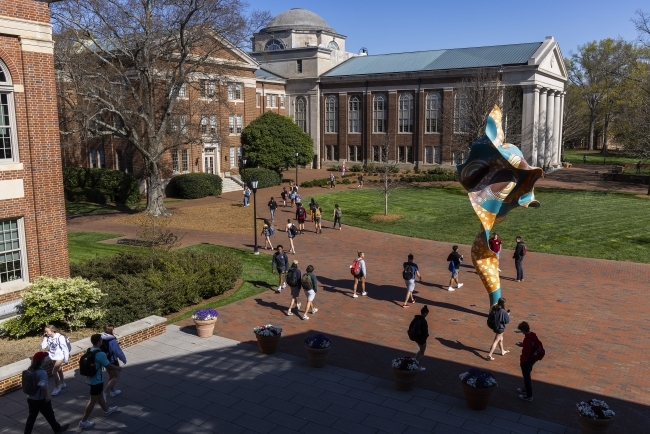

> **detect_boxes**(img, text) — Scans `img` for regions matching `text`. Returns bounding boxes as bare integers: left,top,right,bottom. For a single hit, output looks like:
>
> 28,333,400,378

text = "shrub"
327,165,342,171
300,178,330,188
63,167,141,204
341,178,352,184
167,173,222,199
241,168,281,189
349,164,363,172
401,169,458,183
0,277,106,338
65,188,115,204
71,250,242,326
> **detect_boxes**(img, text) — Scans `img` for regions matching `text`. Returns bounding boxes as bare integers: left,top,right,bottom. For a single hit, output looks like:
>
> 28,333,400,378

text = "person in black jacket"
513,236,526,282
271,245,289,293
412,305,430,371
268,197,278,222
487,298,511,360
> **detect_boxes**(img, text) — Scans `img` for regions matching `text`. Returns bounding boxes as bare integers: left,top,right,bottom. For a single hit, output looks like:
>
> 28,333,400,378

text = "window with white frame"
397,146,413,163
328,40,339,50
89,149,105,168
229,114,242,134
295,97,306,132
181,149,189,172
1,60,18,163
209,115,217,135
201,115,208,135
172,150,179,172
228,82,242,100
180,115,187,135
373,94,386,133
398,93,413,133
425,92,441,133
372,146,385,162
454,90,470,133
280,95,285,108
434,146,442,164
256,93,261,108
425,146,433,164
266,94,277,108
325,96,337,133
348,96,361,133
200,115,217,136
0,218,27,288
200,79,216,98
265,39,286,51
348,145,361,161
177,82,187,98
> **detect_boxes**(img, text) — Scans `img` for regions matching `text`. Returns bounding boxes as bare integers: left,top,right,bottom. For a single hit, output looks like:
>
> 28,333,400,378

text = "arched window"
454,90,470,133
425,92,441,133
0,59,18,163
295,97,307,132
264,39,285,51
327,40,339,50
348,96,361,133
325,96,337,133
398,93,413,133
373,94,386,133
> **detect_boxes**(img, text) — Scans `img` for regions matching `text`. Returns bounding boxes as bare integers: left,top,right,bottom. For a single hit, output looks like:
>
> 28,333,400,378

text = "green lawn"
68,232,133,263
65,199,183,216
564,149,646,168
312,186,650,263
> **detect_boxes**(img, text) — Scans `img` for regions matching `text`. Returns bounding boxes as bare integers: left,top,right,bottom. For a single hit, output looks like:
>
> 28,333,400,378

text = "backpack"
301,274,313,290
297,207,306,218
79,349,98,377
402,263,414,280
522,244,528,256
448,261,456,272
531,336,545,361
21,367,41,395
314,208,322,219
407,317,421,341
268,226,276,236
487,307,498,332
335,208,342,218
289,224,298,237
350,258,361,276
286,268,300,287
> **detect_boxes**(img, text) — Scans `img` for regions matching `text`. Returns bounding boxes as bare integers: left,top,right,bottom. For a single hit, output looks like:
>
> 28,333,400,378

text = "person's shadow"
254,298,287,313
435,337,486,359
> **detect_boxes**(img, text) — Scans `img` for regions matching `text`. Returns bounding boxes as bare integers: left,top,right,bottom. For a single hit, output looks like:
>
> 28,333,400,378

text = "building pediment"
528,37,567,81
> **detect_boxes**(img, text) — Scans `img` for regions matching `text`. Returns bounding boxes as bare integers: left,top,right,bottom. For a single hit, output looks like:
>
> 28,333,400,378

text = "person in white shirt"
41,325,69,396
351,252,367,298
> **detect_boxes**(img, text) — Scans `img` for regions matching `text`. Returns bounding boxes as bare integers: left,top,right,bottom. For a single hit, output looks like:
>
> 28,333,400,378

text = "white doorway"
203,146,220,175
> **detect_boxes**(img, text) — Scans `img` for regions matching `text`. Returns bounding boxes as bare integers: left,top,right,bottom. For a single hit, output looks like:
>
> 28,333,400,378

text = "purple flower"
192,308,218,321
305,334,331,348
459,368,497,388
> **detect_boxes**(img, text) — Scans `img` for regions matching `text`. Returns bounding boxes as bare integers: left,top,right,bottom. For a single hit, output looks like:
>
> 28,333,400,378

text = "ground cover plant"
313,186,650,263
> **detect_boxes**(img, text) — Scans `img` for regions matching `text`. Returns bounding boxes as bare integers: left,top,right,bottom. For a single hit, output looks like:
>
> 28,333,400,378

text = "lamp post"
295,151,299,187
251,178,259,255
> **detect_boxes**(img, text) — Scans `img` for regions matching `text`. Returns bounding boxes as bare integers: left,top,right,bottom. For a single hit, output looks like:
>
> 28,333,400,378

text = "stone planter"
461,382,495,410
392,368,418,391
193,318,217,338
305,346,330,368
578,413,615,434
255,333,281,354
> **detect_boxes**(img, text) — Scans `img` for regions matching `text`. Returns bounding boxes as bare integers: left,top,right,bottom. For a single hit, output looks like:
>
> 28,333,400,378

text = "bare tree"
52,0,269,216
374,133,402,216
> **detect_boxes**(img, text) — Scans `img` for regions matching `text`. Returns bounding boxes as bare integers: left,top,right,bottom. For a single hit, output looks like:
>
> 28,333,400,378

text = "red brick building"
0,0,69,317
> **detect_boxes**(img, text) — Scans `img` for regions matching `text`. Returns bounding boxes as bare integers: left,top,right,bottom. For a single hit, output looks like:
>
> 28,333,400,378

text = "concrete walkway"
0,326,577,434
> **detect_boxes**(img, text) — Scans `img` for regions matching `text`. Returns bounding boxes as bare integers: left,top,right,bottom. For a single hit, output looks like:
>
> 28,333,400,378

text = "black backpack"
487,307,498,332
407,317,421,341
286,268,299,287
79,349,98,377
21,368,41,395
402,264,414,280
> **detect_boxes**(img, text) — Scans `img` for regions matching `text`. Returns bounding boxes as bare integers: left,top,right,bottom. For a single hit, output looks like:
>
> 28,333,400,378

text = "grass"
68,232,133,263
563,149,645,167
312,186,650,263
65,199,183,215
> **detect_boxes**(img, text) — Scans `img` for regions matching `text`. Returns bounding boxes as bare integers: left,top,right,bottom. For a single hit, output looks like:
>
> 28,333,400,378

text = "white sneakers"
311,308,318,314
302,315,309,320
110,389,121,398
104,406,118,416
51,386,62,396
296,303,301,310
352,294,359,298
361,292,367,296
448,283,463,291
79,420,94,429
457,283,464,289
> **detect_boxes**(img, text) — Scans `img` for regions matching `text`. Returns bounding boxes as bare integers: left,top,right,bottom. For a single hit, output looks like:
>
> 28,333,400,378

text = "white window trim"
0,217,29,294
0,59,20,165
372,94,387,134
425,92,441,134
176,82,188,99
228,82,243,101
398,93,414,134
348,96,361,134
325,95,338,134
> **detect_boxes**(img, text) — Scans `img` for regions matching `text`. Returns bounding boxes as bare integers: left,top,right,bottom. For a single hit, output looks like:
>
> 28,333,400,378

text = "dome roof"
263,8,335,33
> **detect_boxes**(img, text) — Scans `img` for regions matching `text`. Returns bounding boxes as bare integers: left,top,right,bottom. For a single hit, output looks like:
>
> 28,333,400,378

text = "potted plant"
576,399,615,434
459,368,497,410
253,324,282,354
391,357,419,391
192,308,218,338
304,334,331,368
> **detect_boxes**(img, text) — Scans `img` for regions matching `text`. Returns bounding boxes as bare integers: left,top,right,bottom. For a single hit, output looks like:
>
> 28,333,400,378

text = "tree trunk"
384,191,388,216
145,161,170,216
600,113,609,154
588,116,596,151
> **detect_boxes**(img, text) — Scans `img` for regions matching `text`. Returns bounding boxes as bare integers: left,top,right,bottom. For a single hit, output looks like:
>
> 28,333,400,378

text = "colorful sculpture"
457,105,543,305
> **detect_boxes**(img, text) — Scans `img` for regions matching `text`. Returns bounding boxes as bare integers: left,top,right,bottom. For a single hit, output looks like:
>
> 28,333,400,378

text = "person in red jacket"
516,321,541,401
488,232,502,272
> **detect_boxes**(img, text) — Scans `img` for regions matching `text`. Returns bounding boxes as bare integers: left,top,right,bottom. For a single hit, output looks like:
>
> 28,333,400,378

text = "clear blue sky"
253,0,644,57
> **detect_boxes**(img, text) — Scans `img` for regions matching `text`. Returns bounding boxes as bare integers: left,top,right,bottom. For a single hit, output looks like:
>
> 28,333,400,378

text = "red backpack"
350,258,361,276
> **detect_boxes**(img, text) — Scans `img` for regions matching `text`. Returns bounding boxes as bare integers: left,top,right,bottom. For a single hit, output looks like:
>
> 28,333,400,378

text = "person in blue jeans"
243,187,251,207
24,352,69,434
513,236,526,282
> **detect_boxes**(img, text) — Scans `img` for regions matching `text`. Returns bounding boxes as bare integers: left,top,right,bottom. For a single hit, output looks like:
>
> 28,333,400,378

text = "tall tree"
53,0,269,216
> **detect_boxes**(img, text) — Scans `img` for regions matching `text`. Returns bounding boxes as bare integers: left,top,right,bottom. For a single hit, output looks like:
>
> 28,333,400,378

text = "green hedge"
241,168,281,189
401,169,458,182
167,173,222,199
63,167,141,204
71,250,242,326
300,178,331,188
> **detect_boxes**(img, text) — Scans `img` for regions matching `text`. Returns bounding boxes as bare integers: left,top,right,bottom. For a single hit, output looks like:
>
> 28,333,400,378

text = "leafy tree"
240,112,314,173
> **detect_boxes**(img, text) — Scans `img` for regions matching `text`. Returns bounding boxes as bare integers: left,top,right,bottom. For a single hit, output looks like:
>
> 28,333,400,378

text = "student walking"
357,173,364,189
23,352,69,434
301,265,319,319
286,219,298,254
402,254,422,307
329,172,336,189
309,198,317,222
513,236,526,282
41,325,69,396
289,185,296,208
314,204,323,234
262,224,274,250
341,163,346,177
350,251,367,298
488,232,502,272
280,188,288,207
78,334,120,429
268,197,278,222
333,204,342,230
447,246,464,291
271,245,289,292
285,261,303,317
486,298,511,360
243,186,251,207
100,325,127,399
516,321,545,401
295,203,307,234
295,192,302,207
407,305,429,371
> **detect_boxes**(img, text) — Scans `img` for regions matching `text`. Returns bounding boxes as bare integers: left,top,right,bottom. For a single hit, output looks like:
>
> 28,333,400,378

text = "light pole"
295,151,299,187
251,178,259,255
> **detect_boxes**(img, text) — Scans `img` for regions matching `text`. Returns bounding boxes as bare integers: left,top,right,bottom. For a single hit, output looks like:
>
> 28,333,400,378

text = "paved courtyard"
0,326,578,434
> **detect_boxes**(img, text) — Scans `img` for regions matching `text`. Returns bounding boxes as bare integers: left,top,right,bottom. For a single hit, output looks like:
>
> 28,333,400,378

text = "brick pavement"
0,326,577,434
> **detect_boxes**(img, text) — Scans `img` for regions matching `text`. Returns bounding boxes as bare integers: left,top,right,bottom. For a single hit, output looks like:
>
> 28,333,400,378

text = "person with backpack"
488,232,502,272
289,183,296,208
407,305,429,371
486,298,511,360
357,173,364,189
516,321,544,402
295,203,307,234
402,254,422,308
271,245,289,292
79,334,120,429
243,186,251,207
100,325,127,400
301,265,319,320
280,187,288,207
285,261,304,318
262,223,274,250
23,352,69,434
513,236,526,282
295,192,302,207
446,246,464,291
333,204,342,230
313,204,323,234
350,251,367,298
329,172,336,189
268,197,278,222
308,198,317,222
41,325,70,396
285,219,297,254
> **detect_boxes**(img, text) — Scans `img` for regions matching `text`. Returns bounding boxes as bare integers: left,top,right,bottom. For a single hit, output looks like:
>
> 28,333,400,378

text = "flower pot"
461,382,495,410
255,333,281,354
193,318,217,338
305,346,330,368
578,413,615,434
392,367,418,391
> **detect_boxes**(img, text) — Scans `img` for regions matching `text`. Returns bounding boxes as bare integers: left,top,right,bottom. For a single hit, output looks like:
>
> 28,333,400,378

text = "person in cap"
24,352,69,433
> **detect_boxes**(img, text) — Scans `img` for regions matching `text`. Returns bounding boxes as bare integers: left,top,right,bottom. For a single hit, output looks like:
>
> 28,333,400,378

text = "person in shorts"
280,188,288,207
329,172,336,189
308,198,317,222
313,204,323,234
301,265,318,320
285,219,297,254
357,173,364,189
262,224,274,250
402,254,422,308
23,352,69,434
41,325,69,396
351,251,367,298
447,245,464,291
79,334,120,430
100,325,127,399
285,261,303,317
271,245,289,292
295,204,307,234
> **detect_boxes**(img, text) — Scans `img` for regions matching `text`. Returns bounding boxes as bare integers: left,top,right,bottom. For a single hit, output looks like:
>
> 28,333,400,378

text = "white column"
552,91,561,166
537,88,548,168
531,86,540,166
520,85,540,163
545,91,554,168
557,92,565,164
